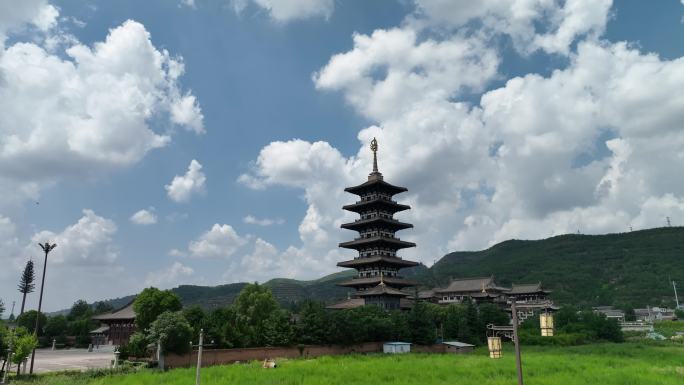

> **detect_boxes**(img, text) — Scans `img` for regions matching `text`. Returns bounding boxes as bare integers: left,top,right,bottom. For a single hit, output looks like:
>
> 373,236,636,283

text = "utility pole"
511,299,524,385
196,329,204,385
29,242,57,374
673,281,680,309
667,217,672,227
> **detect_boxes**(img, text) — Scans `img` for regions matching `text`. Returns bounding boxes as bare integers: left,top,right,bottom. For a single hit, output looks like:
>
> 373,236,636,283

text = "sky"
1,0,684,312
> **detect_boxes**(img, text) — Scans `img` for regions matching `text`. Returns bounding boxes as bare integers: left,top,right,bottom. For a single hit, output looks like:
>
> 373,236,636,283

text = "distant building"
442,341,475,354
383,342,411,354
593,306,626,322
634,306,676,322
91,301,136,346
419,276,555,321
328,139,418,311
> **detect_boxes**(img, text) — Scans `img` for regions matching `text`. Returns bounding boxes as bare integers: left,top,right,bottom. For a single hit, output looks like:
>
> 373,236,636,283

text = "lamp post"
29,242,57,374
486,298,554,385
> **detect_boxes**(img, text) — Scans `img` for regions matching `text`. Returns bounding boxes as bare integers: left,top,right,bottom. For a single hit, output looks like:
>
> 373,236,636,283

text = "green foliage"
675,309,684,319
521,306,623,345
407,302,437,344
233,283,288,347
93,301,114,315
653,320,684,337
119,332,150,359
69,300,92,320
294,300,330,344
9,327,38,365
133,287,183,331
181,305,206,339
147,311,193,355
44,315,68,338
15,310,46,335
18,260,36,295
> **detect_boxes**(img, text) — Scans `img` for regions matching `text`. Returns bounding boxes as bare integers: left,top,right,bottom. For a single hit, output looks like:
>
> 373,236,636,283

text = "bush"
147,311,193,355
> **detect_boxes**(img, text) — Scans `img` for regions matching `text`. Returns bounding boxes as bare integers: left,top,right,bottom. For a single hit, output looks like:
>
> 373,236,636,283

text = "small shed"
443,341,475,354
383,342,411,354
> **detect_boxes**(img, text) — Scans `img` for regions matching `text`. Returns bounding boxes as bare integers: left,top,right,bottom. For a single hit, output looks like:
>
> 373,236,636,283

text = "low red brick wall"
165,342,385,369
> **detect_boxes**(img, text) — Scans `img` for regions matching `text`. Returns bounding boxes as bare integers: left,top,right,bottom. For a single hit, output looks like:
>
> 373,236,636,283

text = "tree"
477,303,509,340
9,327,38,374
15,310,47,336
92,301,114,315
147,311,193,355
295,300,330,344
232,283,281,347
133,288,183,331
17,260,35,315
0,299,4,319
407,301,437,345
68,299,92,320
44,315,68,338
676,308,684,320
444,304,465,340
182,306,206,339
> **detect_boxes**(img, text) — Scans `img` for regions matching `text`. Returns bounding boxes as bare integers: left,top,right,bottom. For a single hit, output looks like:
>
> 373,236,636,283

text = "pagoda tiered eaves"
328,138,419,311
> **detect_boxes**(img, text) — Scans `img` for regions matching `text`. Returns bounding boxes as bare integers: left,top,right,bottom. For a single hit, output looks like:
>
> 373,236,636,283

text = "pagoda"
328,138,419,310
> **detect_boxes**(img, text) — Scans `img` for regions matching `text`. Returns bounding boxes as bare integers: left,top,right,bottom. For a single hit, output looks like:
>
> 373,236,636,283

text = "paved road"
30,345,116,373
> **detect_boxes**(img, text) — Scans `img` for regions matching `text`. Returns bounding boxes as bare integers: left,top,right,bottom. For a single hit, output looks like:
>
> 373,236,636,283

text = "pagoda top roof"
344,178,408,196
339,236,416,250
337,276,417,288
341,217,413,232
357,282,409,297
337,255,419,268
343,199,410,213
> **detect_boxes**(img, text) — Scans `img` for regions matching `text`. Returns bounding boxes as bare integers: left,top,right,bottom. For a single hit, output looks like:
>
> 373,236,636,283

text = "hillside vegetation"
93,227,683,310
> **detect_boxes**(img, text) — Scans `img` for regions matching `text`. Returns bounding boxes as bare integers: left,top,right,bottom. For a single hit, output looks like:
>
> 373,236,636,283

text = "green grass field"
14,342,684,385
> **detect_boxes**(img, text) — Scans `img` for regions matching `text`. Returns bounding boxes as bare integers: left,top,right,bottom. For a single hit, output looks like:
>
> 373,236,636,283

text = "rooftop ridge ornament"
369,137,383,181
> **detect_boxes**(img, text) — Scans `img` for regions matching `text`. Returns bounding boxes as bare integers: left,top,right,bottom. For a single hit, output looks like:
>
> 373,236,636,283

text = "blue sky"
1,0,684,311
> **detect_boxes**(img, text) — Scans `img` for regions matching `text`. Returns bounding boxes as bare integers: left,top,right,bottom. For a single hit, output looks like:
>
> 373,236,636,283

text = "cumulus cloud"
30,209,118,266
0,0,58,44
130,208,157,225
145,261,194,288
231,0,334,22
165,160,207,202
188,224,248,259
0,16,203,211
241,0,684,276
412,0,612,55
243,215,284,226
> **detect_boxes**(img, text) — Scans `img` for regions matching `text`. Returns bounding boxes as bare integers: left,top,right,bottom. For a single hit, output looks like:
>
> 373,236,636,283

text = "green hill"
90,227,683,311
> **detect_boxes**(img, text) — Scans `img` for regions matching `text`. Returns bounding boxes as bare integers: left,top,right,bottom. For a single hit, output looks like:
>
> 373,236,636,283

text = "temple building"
90,300,136,346
328,138,418,310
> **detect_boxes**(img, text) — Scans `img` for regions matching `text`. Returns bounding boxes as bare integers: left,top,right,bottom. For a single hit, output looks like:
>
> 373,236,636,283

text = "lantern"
487,336,502,359
540,313,554,337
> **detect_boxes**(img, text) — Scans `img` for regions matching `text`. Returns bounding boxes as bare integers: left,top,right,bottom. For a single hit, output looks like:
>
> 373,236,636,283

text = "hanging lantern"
487,336,502,359
540,313,554,337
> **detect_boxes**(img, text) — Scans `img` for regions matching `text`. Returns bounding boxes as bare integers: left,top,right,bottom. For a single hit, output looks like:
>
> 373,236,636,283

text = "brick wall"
166,341,463,368
165,342,385,369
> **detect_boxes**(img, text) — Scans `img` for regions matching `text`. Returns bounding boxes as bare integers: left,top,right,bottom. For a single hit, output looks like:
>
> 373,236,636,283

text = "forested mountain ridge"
85,227,683,312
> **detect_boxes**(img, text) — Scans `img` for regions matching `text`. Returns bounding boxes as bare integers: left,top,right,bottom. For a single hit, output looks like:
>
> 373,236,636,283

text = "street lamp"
29,242,57,374
486,298,555,385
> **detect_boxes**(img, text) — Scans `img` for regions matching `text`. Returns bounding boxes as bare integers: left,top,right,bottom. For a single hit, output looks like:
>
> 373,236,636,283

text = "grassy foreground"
15,342,684,385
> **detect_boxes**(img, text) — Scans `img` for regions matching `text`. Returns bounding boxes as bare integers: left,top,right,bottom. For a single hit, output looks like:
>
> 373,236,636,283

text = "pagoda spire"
369,137,383,181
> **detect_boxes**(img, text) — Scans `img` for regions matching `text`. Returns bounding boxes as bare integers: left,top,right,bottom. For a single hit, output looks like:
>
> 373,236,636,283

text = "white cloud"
145,261,194,288
30,209,118,266
165,159,206,202
188,224,248,259
241,3,684,279
130,208,157,225
231,0,334,22
0,17,203,211
0,0,58,44
243,215,284,226
412,0,612,55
